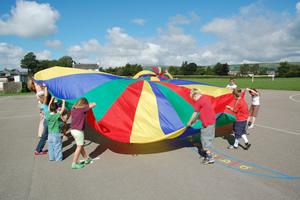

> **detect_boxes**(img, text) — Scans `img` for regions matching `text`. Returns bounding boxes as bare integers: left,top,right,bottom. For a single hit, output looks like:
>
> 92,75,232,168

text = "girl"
246,88,260,129
71,98,96,169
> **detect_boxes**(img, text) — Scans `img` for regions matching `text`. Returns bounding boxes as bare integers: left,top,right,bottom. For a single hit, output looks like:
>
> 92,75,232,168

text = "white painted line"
256,124,300,136
0,114,39,120
0,96,10,101
289,94,300,103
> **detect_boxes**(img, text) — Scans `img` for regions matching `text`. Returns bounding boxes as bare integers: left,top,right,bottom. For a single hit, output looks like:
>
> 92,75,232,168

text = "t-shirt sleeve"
83,105,90,112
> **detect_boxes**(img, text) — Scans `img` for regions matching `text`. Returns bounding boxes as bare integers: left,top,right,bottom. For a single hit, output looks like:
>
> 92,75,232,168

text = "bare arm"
89,102,97,108
43,84,48,105
59,99,65,115
60,114,67,123
187,112,198,127
48,96,54,111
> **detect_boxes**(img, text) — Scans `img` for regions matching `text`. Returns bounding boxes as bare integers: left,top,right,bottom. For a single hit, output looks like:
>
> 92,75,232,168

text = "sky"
0,0,300,71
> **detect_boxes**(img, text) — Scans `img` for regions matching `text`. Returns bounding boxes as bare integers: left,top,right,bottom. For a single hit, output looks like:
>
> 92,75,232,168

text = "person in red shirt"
70,98,97,169
188,89,216,165
226,88,251,150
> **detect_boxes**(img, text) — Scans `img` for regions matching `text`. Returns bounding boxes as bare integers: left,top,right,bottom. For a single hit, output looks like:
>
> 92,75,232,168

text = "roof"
73,64,99,70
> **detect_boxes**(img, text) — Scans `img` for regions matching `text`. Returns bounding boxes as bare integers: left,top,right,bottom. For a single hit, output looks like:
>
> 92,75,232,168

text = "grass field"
183,77,300,91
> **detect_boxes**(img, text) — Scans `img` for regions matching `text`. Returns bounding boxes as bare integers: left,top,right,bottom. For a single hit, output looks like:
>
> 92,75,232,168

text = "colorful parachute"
34,67,239,143
133,66,173,80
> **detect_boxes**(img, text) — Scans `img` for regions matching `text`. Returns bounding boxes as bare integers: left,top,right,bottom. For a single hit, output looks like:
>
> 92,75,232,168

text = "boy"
226,78,237,90
188,89,216,165
46,97,67,161
226,88,251,150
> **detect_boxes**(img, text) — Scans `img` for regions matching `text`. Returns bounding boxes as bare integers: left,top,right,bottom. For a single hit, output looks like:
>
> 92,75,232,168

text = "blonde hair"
72,98,89,109
190,88,201,99
232,88,242,97
27,78,36,93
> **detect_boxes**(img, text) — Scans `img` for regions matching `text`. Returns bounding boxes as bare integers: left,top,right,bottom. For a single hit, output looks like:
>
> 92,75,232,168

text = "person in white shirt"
226,78,237,90
246,88,260,129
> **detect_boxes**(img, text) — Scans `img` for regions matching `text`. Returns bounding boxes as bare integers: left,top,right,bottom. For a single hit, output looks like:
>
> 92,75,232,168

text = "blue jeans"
36,119,48,153
48,133,63,161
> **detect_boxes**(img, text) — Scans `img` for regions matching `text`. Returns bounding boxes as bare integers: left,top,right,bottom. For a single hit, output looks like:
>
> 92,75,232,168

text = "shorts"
249,105,260,117
71,129,84,145
60,121,66,128
200,124,215,151
234,120,247,139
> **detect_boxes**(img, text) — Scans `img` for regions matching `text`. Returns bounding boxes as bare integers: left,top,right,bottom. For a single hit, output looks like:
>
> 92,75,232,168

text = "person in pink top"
226,88,251,150
188,88,216,165
70,98,97,169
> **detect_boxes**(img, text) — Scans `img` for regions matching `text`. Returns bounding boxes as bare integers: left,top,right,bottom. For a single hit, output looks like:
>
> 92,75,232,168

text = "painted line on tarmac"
0,114,39,120
0,96,10,101
289,94,300,102
255,124,300,136
183,136,300,179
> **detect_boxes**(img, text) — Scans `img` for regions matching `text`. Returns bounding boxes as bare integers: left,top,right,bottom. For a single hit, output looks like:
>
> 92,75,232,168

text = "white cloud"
0,0,60,38
67,45,88,59
36,50,52,60
0,43,25,69
44,40,62,48
168,14,190,25
130,19,146,25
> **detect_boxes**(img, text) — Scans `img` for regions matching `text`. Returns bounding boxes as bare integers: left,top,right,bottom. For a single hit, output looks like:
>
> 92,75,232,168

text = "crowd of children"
29,77,260,167
28,79,97,169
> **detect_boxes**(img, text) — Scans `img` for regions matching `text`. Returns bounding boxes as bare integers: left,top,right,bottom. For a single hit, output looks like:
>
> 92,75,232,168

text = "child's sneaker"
201,158,215,165
245,143,251,150
71,163,84,169
248,124,254,129
227,145,239,150
84,158,92,164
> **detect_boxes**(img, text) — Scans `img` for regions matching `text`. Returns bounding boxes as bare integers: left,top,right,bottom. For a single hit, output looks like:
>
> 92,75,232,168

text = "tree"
205,66,214,75
276,61,290,77
250,64,259,74
181,62,197,75
213,62,222,75
240,63,249,76
58,56,74,67
21,52,38,76
195,66,205,75
259,67,268,75
168,66,179,75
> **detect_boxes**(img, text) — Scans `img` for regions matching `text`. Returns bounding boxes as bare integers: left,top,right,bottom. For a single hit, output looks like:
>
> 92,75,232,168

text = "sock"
242,134,249,143
234,138,239,147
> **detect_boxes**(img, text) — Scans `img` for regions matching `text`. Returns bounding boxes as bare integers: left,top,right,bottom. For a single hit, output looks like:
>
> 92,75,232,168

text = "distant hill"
142,62,300,71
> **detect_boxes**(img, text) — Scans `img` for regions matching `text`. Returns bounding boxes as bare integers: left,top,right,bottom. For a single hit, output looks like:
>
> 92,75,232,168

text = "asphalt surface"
0,89,300,200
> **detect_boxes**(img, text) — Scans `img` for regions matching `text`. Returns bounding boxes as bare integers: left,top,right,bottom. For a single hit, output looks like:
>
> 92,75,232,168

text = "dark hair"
50,102,59,112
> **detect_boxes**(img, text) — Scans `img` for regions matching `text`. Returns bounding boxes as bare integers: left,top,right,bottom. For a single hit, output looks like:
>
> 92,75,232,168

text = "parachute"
133,66,173,80
34,66,238,143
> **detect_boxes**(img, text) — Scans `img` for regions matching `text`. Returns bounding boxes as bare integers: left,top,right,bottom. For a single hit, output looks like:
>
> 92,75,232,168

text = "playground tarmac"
0,89,299,200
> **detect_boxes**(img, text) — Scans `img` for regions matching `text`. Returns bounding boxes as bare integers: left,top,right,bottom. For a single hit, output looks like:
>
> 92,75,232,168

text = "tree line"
20,52,299,77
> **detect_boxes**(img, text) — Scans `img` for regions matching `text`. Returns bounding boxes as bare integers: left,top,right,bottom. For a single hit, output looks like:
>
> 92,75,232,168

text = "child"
187,89,216,165
55,99,71,139
246,88,260,129
226,78,237,90
70,98,96,169
46,97,67,161
226,88,251,150
35,85,50,155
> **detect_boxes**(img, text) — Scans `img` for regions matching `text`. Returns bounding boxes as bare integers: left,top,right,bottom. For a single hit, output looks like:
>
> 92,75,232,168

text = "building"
0,68,28,92
72,62,99,71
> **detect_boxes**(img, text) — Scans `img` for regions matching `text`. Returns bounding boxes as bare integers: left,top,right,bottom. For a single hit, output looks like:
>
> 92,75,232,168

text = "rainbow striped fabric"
34,66,239,143
133,66,173,80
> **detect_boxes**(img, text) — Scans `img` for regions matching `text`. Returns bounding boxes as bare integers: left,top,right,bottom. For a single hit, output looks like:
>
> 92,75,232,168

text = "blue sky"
1,0,300,70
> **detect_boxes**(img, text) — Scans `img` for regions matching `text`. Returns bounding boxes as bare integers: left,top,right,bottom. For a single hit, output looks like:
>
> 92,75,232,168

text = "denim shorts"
234,120,247,139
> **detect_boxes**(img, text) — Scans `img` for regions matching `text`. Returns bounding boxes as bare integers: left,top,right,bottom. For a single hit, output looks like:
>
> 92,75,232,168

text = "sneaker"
248,121,252,126
35,151,47,155
201,158,215,165
84,158,92,164
248,124,254,129
227,145,239,150
245,143,251,150
71,163,84,169
246,130,250,135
